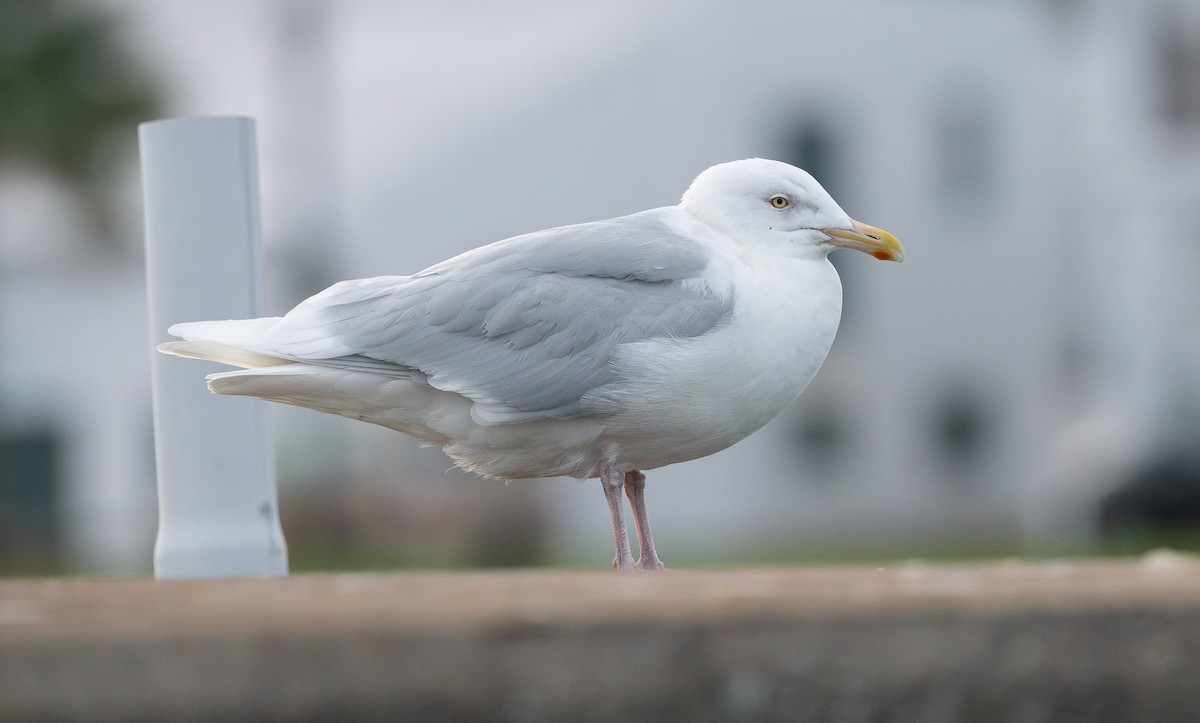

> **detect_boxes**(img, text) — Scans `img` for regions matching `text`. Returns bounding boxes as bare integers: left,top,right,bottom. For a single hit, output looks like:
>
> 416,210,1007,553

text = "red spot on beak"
872,250,893,261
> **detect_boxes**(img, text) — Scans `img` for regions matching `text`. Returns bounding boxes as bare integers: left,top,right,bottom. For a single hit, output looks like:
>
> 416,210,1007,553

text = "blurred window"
935,83,996,210
794,401,845,478
933,388,990,478
1159,4,1200,128
787,118,843,200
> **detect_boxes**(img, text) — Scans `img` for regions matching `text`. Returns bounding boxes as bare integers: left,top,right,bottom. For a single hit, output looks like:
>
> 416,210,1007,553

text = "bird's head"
681,158,904,263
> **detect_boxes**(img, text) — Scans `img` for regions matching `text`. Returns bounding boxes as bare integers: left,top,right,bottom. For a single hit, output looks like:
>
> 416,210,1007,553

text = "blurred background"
2,0,1200,575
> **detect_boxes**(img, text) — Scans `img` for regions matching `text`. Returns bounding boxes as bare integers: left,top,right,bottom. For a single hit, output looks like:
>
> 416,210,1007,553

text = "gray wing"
259,208,732,424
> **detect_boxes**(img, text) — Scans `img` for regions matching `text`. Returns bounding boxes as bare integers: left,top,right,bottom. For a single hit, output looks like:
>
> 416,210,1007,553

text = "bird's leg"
624,470,665,571
601,462,636,571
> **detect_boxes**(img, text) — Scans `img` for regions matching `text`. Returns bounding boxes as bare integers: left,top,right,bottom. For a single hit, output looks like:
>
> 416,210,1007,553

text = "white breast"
592,251,843,474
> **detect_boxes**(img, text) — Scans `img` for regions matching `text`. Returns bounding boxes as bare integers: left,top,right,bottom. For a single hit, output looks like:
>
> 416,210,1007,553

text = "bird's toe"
635,558,667,572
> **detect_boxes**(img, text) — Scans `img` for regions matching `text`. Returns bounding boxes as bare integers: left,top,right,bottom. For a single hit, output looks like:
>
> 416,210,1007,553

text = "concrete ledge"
3,555,1200,721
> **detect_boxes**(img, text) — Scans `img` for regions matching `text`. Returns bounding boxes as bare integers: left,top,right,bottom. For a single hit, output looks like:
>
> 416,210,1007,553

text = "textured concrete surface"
2,554,1200,721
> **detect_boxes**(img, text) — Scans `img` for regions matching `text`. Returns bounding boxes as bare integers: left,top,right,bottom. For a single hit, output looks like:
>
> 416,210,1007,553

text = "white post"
140,116,288,579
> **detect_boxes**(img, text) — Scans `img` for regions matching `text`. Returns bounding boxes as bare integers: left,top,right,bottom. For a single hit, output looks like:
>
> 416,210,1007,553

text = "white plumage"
159,158,904,570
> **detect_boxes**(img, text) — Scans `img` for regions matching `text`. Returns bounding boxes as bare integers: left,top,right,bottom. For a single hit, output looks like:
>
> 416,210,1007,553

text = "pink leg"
600,462,635,571
624,471,665,571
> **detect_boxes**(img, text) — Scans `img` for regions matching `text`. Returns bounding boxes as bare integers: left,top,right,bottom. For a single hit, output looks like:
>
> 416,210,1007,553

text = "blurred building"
2,0,1200,573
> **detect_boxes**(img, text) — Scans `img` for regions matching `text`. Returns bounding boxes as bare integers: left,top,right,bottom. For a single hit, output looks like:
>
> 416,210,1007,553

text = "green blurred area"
236,527,1200,574
3,489,1198,576
0,0,161,243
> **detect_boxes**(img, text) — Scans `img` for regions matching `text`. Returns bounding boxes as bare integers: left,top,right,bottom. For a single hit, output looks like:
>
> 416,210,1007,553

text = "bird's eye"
769,195,790,209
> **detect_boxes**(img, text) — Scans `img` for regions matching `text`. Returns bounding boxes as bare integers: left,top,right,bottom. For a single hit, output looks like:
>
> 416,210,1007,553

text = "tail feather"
205,364,315,395
159,317,290,369
168,318,280,346
157,340,292,369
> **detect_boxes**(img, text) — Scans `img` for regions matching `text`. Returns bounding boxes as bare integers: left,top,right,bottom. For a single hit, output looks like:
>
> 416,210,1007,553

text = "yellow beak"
822,219,905,262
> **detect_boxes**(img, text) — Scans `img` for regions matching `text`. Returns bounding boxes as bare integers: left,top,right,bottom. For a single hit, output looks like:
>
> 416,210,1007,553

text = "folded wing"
168,208,733,425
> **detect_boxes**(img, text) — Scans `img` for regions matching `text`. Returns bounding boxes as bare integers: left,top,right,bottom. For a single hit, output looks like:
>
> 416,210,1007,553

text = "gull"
159,158,904,570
